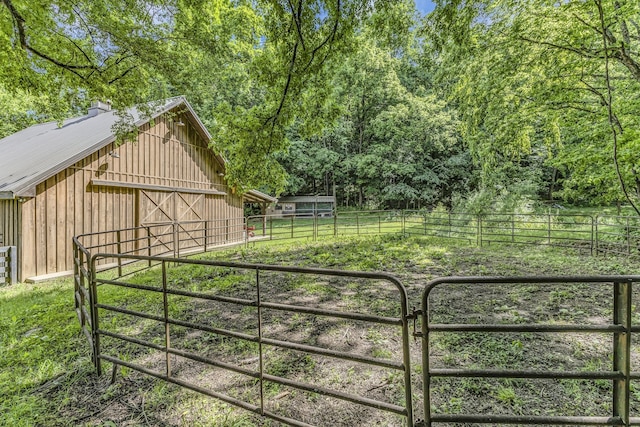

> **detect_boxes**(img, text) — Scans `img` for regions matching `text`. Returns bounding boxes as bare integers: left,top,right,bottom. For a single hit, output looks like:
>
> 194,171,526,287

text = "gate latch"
406,307,423,340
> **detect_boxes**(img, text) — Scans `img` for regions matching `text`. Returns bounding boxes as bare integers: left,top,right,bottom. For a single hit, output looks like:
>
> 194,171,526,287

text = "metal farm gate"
74,249,415,426
420,276,640,427
73,238,640,426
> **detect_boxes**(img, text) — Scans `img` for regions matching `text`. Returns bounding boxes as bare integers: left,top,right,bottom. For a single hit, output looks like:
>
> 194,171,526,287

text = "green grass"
0,280,93,426
2,233,640,425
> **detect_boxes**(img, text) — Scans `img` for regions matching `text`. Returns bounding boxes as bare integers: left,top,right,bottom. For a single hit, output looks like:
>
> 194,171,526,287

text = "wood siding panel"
56,171,66,272
20,198,35,280
0,200,20,251
16,108,243,280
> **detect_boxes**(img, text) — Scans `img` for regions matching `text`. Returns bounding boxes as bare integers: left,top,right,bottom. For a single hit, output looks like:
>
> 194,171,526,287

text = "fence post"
590,216,594,256
270,216,273,240
402,210,406,235
547,213,551,245
423,212,427,236
89,256,101,375
146,226,152,267
613,280,631,426
73,243,80,320
116,230,123,277
356,212,360,235
291,216,294,239
595,216,599,256
262,215,267,238
333,212,337,237
256,268,265,416
477,216,482,247
162,261,172,378
511,214,515,243
626,217,630,255
173,222,179,259
204,221,208,253
314,213,318,241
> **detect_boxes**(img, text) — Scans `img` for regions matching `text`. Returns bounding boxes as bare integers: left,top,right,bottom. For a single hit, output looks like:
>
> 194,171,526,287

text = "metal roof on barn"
0,96,213,199
278,196,335,203
244,189,278,204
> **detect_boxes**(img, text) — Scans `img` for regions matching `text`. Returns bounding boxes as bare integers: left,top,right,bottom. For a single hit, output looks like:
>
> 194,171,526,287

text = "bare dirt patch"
40,237,640,426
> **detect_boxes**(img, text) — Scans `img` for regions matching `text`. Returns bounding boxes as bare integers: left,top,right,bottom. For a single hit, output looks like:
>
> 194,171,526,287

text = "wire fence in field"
246,211,640,258
72,211,640,275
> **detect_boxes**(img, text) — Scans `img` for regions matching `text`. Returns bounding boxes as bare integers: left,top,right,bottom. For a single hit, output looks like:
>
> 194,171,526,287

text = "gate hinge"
406,307,424,340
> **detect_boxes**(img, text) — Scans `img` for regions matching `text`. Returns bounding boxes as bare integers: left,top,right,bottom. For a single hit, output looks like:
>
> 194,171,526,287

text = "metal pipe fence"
88,254,415,427
71,210,640,426
420,276,640,427
246,211,640,258
71,211,640,286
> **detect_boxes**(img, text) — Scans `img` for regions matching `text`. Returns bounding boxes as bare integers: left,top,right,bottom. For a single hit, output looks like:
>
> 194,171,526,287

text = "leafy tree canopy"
426,0,640,210
0,0,411,193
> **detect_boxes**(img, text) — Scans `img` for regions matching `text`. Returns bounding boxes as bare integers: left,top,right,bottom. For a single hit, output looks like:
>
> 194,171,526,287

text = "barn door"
174,192,205,250
139,190,175,256
139,190,175,225
138,190,205,255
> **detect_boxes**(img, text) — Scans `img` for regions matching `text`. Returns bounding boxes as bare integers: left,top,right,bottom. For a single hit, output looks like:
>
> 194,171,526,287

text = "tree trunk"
548,168,558,201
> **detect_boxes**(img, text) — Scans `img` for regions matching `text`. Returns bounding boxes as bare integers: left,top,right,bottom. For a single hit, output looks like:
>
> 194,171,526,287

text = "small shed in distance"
267,196,335,218
0,97,273,282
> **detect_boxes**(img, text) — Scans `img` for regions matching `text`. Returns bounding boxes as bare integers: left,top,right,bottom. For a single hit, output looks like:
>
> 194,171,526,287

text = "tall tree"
279,26,475,209
427,0,640,211
0,0,406,192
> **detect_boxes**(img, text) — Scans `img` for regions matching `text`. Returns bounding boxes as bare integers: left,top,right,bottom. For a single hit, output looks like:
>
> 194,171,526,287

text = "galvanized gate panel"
89,254,415,427
72,238,97,367
420,276,640,427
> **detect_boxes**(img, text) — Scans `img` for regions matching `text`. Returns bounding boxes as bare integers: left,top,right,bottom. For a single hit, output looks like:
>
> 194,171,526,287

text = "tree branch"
595,0,640,216
2,0,98,79
571,12,602,36
287,0,306,51
518,35,607,60
302,0,341,73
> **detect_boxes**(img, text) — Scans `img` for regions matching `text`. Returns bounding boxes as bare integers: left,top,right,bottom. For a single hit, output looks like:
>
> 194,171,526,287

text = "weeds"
2,234,639,425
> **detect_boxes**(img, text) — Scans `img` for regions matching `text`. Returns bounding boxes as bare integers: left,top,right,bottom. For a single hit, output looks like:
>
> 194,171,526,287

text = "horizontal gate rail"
72,237,98,368
89,253,414,427
421,276,640,427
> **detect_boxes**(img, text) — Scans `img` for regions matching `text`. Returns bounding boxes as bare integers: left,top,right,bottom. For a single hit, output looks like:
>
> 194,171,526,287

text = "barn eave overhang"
5,97,220,197
243,190,278,204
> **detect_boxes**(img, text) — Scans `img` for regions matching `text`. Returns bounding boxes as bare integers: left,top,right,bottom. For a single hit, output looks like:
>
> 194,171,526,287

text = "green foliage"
427,0,640,209
278,30,477,208
0,0,415,193
0,86,75,138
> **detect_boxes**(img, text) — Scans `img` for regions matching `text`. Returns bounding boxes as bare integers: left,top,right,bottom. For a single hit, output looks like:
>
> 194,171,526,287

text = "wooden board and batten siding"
16,112,243,280
0,201,20,284
0,200,21,248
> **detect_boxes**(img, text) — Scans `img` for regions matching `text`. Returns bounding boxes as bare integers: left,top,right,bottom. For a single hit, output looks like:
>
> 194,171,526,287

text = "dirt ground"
40,238,640,426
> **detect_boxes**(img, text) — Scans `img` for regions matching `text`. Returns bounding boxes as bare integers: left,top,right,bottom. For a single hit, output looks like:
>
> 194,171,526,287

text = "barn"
0,97,274,282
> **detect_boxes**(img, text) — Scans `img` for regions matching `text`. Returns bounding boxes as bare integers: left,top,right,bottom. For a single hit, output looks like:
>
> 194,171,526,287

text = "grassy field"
2,234,640,426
